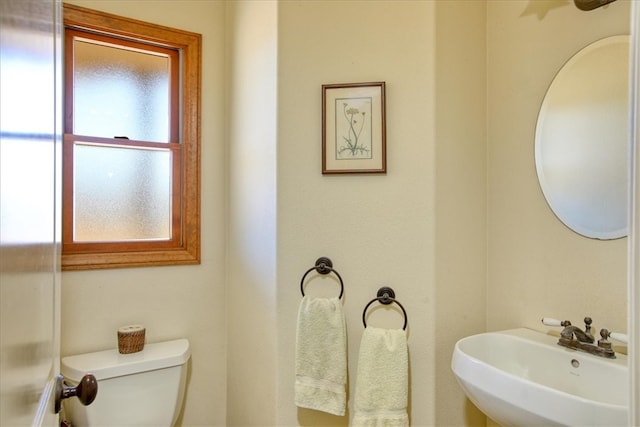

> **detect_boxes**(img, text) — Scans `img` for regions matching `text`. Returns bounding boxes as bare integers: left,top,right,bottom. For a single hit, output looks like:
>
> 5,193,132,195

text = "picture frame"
322,81,386,174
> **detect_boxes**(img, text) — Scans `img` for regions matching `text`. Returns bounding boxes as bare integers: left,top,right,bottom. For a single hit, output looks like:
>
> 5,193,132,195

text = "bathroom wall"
274,0,631,424
434,2,488,424
486,1,630,336
275,1,486,425
225,1,278,425
56,1,632,426
59,1,227,426
57,1,485,425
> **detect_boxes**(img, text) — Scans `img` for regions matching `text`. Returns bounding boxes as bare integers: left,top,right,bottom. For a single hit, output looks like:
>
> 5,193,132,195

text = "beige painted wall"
56,1,632,426
486,1,630,336
276,1,486,425
60,1,227,426
275,1,436,423
434,2,487,425
226,1,278,425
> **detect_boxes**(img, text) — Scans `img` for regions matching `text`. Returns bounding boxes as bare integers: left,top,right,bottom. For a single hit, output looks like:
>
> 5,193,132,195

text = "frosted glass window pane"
73,39,170,142
73,144,172,242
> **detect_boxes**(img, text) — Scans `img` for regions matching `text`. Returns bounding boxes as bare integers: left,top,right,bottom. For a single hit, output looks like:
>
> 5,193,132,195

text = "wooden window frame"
62,3,201,270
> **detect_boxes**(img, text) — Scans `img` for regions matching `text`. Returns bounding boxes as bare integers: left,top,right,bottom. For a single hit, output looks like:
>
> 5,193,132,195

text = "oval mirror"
535,35,629,240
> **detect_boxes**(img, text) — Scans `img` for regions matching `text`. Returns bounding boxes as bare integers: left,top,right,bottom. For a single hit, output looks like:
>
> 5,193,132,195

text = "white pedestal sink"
451,328,628,427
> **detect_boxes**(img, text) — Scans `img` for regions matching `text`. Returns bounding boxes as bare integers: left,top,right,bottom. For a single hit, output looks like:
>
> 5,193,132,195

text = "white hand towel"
353,327,408,427
295,296,347,416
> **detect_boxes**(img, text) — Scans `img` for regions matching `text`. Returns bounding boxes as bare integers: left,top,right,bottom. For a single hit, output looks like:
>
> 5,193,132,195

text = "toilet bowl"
61,338,190,426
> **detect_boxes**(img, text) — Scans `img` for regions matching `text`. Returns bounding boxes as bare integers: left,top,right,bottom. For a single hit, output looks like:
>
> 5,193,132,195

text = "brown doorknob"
54,373,98,414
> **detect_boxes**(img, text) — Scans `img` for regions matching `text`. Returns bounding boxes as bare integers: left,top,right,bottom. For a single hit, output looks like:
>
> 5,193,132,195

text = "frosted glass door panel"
73,144,172,242
73,39,170,142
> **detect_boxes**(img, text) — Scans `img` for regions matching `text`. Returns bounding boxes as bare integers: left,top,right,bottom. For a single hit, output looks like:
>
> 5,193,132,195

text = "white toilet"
61,339,190,426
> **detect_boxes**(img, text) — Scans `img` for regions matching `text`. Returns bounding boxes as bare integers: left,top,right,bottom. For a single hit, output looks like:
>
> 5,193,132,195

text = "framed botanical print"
322,82,386,174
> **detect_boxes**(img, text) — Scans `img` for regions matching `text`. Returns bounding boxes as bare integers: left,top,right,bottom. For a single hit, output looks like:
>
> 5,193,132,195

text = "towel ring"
362,287,408,330
300,257,344,299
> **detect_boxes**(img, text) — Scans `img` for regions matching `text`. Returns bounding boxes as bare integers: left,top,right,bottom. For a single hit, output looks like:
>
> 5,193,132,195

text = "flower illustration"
338,102,370,157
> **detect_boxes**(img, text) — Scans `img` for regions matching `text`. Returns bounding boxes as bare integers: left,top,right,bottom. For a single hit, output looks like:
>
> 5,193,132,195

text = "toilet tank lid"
61,339,190,381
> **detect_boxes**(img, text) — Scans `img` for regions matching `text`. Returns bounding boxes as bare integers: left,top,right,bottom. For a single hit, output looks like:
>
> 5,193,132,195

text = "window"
62,4,201,270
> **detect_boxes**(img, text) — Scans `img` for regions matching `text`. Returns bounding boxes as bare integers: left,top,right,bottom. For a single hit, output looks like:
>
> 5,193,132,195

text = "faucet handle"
583,317,593,336
601,329,628,344
541,317,571,327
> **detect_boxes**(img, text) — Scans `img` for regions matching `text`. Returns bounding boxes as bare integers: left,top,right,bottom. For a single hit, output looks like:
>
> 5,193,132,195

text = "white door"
0,0,62,426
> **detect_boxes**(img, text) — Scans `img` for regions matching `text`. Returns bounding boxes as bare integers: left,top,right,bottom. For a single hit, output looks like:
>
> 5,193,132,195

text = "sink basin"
451,328,628,426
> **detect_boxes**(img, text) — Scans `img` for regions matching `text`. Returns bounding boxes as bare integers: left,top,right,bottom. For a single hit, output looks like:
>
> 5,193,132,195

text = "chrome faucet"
541,317,616,359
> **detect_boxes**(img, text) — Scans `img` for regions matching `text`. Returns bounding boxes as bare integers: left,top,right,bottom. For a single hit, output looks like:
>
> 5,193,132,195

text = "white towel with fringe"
353,327,408,427
295,295,347,416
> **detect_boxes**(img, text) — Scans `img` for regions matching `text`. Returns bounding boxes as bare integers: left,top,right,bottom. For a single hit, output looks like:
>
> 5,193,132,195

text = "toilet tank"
61,339,190,427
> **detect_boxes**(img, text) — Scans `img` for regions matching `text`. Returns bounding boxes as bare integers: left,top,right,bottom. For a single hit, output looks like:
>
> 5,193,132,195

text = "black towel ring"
362,287,408,330
300,257,344,299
